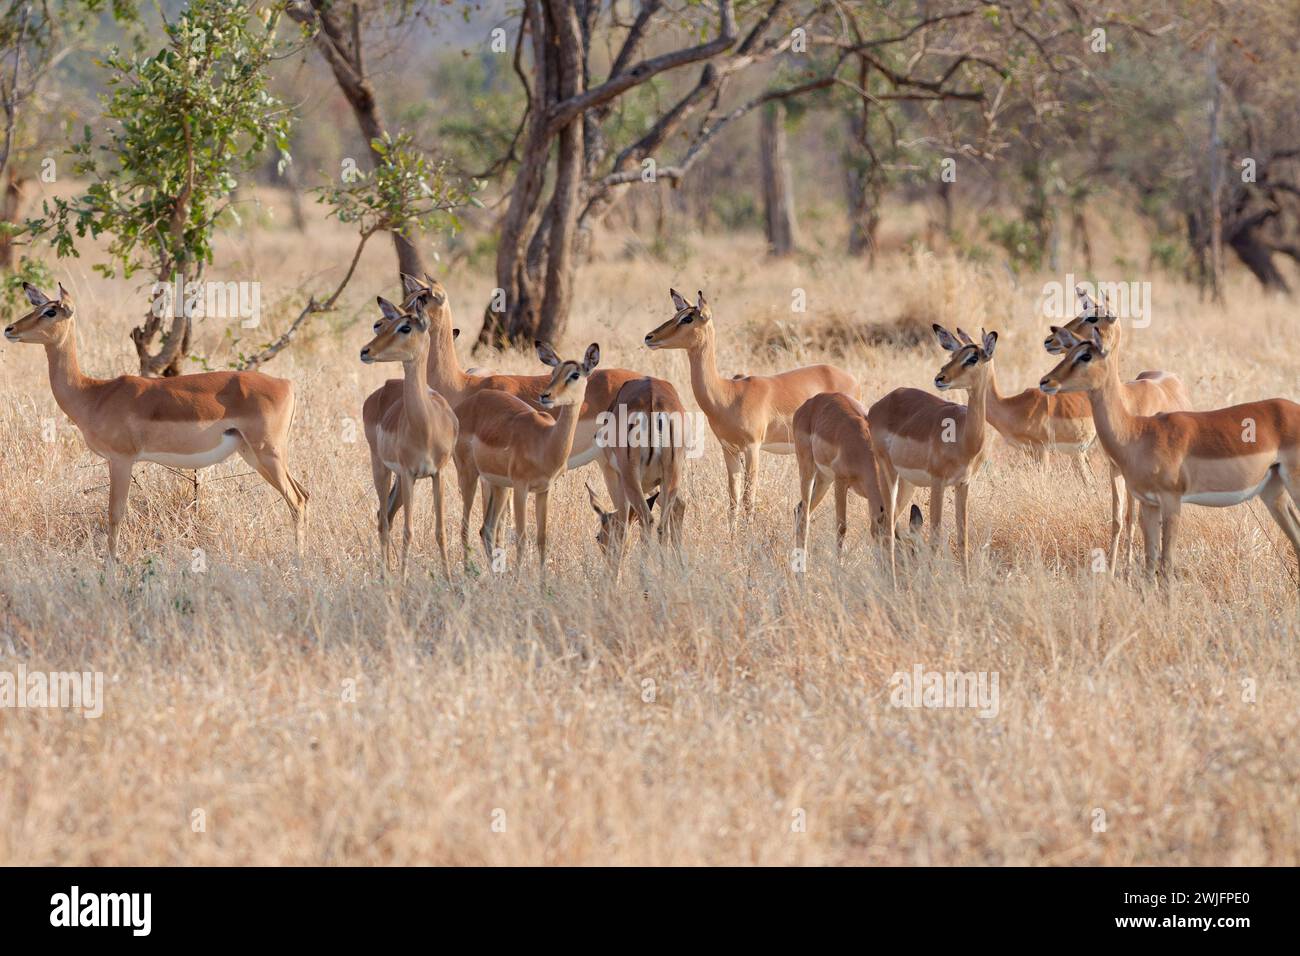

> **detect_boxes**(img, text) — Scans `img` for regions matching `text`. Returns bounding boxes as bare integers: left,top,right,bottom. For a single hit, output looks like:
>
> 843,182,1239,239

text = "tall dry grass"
0,205,1297,865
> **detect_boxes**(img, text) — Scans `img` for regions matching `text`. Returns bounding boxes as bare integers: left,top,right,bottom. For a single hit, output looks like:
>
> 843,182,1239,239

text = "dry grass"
0,207,1297,866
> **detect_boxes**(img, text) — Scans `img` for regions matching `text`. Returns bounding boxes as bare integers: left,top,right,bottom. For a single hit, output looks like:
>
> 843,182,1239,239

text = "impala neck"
982,360,1016,435
424,302,468,398
1083,358,1138,460
43,327,95,427
685,325,731,416
545,393,586,473
402,336,436,439
961,371,991,459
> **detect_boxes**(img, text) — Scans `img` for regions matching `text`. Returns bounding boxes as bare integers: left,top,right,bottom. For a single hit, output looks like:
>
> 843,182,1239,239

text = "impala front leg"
398,471,416,584
431,470,449,578
1107,465,1123,574
833,477,849,555
1158,495,1181,584
106,459,133,568
928,482,945,550
1137,501,1160,579
512,482,529,573
741,444,760,519
954,482,970,580
535,489,549,585
722,447,743,529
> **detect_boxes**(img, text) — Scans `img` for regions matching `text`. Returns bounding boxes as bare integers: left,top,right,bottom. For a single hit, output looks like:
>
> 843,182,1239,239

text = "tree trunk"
295,0,425,281
0,170,26,271
1228,222,1291,292
760,102,798,257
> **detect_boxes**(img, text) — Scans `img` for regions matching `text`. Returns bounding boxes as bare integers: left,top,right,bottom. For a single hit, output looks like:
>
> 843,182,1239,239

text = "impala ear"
1052,325,1081,349
981,328,998,359
376,296,403,322
932,324,962,352
585,481,607,516
1075,284,1097,315
954,327,975,346
582,342,601,374
452,328,461,340
695,290,711,319
1085,327,1107,355
646,490,660,512
669,288,690,312
23,282,49,306
535,340,561,367
400,273,428,296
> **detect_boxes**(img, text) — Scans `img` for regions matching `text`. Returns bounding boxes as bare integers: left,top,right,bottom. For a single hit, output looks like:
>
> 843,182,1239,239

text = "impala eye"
1078,351,1092,363
373,322,382,331
963,354,978,366
398,325,411,334
568,372,579,382
43,308,56,317
680,315,693,324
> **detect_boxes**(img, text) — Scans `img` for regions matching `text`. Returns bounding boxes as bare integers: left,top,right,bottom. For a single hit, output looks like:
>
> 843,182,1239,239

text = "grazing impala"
793,391,922,562
869,325,996,581
586,375,689,558
1040,328,1300,587
1045,287,1192,571
3,282,307,564
360,297,458,580
454,342,601,580
644,289,859,524
388,274,641,550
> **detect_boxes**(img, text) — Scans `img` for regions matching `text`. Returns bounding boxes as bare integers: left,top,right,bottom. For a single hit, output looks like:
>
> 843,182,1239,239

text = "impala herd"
5,277,1300,593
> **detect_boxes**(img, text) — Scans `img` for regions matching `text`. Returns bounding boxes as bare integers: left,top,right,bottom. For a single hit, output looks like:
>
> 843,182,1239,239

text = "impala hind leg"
833,478,850,555
1261,470,1300,591
879,467,900,587
239,444,308,555
479,484,508,567
454,452,477,567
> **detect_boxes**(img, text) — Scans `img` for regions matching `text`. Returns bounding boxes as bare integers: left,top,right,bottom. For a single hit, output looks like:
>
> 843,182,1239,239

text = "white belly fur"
762,442,795,454
1183,474,1271,507
140,430,242,469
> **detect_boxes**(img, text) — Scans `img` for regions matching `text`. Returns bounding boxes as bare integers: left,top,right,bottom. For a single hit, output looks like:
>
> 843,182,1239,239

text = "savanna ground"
0,196,1297,866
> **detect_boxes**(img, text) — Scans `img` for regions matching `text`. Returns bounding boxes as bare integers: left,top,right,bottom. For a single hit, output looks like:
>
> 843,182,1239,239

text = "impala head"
537,341,599,408
645,289,712,350
1039,328,1110,394
1044,285,1119,353
5,282,74,345
360,296,429,364
933,324,997,391
586,483,686,552
399,272,450,322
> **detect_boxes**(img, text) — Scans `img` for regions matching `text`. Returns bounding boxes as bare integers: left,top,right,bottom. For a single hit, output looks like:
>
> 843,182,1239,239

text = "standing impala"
3,282,308,564
382,274,640,552
1040,328,1299,587
644,289,859,524
869,324,996,582
1045,287,1192,571
360,297,458,580
454,342,601,581
793,391,922,563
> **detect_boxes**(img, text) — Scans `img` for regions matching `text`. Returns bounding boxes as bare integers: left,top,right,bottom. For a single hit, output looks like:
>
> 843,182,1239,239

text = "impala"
389,274,641,551
644,288,859,524
454,341,601,580
1045,287,1192,571
3,282,308,564
793,391,922,562
360,297,458,579
1040,328,1300,587
869,324,996,581
585,375,689,559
